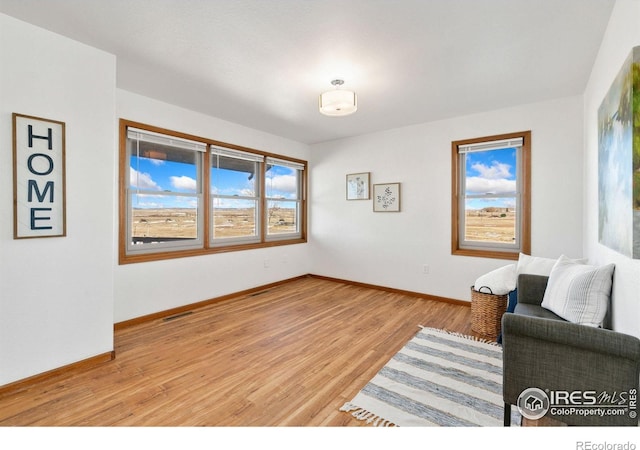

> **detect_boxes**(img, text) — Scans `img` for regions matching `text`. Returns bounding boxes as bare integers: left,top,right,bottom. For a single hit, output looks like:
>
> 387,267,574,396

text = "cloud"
466,177,516,194
466,160,515,194
267,174,297,195
471,161,512,179
130,167,160,190
170,175,197,192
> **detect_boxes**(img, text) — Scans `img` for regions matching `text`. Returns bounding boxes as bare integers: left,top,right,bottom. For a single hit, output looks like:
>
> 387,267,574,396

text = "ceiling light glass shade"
319,87,357,116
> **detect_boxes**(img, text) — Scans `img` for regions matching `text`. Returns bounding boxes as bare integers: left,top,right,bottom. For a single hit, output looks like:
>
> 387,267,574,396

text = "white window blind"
210,145,264,162
458,137,523,154
266,157,305,171
127,127,207,152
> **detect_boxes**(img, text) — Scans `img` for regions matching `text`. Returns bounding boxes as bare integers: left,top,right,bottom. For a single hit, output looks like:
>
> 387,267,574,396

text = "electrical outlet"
264,259,270,268
422,264,430,275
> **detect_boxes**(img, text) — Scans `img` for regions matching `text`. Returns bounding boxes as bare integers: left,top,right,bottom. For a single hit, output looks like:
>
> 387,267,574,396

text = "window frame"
119,119,307,264
451,130,531,260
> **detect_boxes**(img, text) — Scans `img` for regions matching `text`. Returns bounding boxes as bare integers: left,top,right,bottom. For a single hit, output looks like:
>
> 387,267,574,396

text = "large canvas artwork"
598,46,640,259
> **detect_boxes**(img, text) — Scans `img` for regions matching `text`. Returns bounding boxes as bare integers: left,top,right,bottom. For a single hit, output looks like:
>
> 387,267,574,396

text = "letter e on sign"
12,113,66,238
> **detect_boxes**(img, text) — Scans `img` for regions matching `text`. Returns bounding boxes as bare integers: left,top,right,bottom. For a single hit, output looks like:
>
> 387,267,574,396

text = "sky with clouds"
464,147,517,209
130,156,298,209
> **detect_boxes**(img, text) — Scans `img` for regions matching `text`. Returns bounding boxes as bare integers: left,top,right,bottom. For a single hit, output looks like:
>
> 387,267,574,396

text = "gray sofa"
502,274,640,426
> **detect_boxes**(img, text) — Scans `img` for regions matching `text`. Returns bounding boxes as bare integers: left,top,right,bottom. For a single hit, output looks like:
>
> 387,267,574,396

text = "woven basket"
470,286,508,340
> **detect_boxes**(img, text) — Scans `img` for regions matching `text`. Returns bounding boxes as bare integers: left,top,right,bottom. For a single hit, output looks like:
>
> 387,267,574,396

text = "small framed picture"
346,172,370,200
373,183,401,212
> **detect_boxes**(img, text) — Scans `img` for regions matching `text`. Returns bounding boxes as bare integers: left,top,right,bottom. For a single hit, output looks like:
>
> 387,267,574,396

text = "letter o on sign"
27,153,54,176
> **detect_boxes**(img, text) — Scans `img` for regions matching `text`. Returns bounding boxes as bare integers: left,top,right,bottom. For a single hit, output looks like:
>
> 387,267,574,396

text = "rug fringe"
418,325,501,347
340,402,395,427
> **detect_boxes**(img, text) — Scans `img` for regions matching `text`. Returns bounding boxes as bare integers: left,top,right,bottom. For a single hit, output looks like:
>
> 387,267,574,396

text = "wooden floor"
0,276,474,426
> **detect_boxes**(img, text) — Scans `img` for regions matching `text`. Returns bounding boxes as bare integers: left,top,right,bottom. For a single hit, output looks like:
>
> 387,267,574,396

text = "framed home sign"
12,113,67,239
346,172,370,200
373,182,401,212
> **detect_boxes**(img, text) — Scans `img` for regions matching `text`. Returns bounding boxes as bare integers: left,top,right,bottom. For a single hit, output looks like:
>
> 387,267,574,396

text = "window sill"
119,237,307,265
452,247,520,261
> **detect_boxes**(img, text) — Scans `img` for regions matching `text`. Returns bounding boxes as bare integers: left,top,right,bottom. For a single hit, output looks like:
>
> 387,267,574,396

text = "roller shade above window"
266,157,305,171
128,127,207,152
457,137,523,154
210,146,264,162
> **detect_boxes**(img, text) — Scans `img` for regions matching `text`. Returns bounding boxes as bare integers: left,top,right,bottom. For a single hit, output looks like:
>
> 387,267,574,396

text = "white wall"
114,90,312,322
0,14,115,385
583,0,640,337
310,96,585,302
0,13,313,384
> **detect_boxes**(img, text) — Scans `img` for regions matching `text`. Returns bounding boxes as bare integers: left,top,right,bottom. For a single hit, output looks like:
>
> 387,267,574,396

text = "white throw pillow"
516,253,587,276
516,253,557,276
541,255,615,327
474,264,517,295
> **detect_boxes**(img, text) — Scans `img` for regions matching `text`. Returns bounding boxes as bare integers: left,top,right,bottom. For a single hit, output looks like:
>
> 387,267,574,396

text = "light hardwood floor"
0,276,474,426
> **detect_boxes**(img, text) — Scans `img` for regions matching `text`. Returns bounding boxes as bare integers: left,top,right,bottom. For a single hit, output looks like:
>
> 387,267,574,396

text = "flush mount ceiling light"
318,79,357,116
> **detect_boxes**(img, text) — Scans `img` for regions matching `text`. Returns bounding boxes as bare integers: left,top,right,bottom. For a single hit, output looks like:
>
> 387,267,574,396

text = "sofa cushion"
541,255,615,327
514,303,564,321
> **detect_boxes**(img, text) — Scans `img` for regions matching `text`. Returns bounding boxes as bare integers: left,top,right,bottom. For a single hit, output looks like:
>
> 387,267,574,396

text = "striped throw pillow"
541,255,615,327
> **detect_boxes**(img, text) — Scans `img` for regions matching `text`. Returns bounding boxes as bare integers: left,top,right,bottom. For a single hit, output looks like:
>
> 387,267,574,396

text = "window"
119,120,306,263
210,147,263,246
126,127,205,255
265,157,304,240
451,131,531,260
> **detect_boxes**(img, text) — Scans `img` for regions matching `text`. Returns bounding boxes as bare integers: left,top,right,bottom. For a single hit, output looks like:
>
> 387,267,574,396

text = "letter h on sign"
12,113,66,238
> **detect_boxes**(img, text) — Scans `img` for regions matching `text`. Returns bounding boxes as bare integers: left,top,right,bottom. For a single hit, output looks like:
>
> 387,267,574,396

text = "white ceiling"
0,0,615,144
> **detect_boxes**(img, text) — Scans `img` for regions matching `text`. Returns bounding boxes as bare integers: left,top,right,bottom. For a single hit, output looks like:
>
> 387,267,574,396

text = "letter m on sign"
28,180,54,202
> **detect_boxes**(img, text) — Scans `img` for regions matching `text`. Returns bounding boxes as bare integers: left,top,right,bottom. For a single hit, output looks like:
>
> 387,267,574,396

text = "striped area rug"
340,326,520,426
